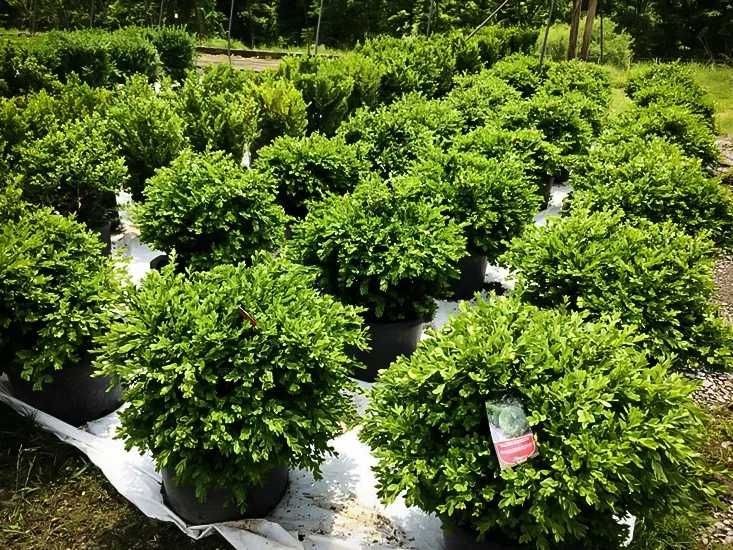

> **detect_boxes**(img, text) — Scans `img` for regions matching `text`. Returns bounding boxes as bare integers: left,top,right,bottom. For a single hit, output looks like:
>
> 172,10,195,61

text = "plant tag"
485,398,538,470
238,305,257,327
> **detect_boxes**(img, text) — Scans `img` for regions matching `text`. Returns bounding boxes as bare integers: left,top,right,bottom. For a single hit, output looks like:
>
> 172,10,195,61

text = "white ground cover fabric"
1,185,639,550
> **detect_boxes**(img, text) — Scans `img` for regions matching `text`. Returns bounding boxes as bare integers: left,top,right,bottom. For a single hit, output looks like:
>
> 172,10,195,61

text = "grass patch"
0,404,225,550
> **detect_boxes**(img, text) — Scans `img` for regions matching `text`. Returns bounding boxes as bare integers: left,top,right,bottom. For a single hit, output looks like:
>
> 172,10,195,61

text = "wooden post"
567,0,582,60
314,0,325,55
580,0,598,60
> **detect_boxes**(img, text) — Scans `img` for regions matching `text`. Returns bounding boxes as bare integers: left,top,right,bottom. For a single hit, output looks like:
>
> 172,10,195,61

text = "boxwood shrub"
456,124,561,184
488,54,545,98
503,209,733,370
444,70,522,131
147,26,197,81
361,295,716,548
337,93,463,178
107,76,186,201
247,74,308,154
34,30,113,88
288,178,467,322
107,28,160,84
0,208,126,389
569,137,733,247
626,63,715,129
253,133,368,219
94,255,366,509
278,56,354,136
604,104,719,167
540,60,611,108
0,38,58,97
135,149,286,271
473,25,539,67
16,113,127,228
403,152,540,259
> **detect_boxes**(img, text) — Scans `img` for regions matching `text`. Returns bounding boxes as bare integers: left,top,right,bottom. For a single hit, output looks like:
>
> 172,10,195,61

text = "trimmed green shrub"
356,34,459,102
135,149,286,271
444,70,522,131
247,75,308,154
35,30,112,88
473,25,540,68
107,76,186,201
537,16,633,68
540,60,611,108
0,97,27,166
176,67,261,161
94,255,366,510
148,26,197,81
0,208,126,390
288,178,467,322
360,295,717,548
403,152,540,258
16,114,127,228
489,54,544,98
626,63,715,131
0,38,58,97
278,56,355,136
254,133,368,219
604,104,719,167
456,124,561,182
331,52,382,112
0,177,27,222
107,28,160,83
500,92,595,167
569,138,733,247
338,93,463,177
503,209,733,370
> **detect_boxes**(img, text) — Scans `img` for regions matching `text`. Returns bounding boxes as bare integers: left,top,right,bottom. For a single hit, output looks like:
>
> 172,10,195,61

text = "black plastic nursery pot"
554,168,571,184
351,318,424,383
443,521,522,550
539,175,555,211
149,254,170,271
162,465,289,525
92,220,112,257
449,254,489,301
7,355,122,426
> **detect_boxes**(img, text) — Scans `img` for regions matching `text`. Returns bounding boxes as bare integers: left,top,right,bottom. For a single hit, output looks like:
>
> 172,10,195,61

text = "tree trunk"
567,0,582,60
581,0,599,60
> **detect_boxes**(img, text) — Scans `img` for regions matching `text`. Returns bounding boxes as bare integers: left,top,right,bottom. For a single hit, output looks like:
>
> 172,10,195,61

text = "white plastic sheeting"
3,184,637,550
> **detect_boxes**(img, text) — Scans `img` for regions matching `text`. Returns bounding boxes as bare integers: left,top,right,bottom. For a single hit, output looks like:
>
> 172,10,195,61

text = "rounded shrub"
404,152,540,259
456,124,561,183
604,104,719,167
288,178,467,322
0,38,58,97
253,133,368,219
338,93,463,178
331,52,382,112
444,70,522,131
148,26,197,81
540,60,611,108
569,137,733,247
473,25,539,68
500,92,595,167
16,113,127,228
107,76,186,202
503,209,733,370
136,149,286,271
36,30,112,88
107,28,160,83
361,295,715,549
0,208,126,389
625,63,715,131
488,54,544,98
247,74,308,154
278,56,355,136
94,255,367,510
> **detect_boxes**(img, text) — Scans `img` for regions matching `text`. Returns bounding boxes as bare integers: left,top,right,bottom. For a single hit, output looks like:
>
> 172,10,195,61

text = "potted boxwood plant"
253,132,369,221
455,125,561,210
14,113,128,254
361,296,720,549
288,178,467,382
0,207,128,425
502,208,733,371
135,149,287,272
94,255,367,524
403,152,540,299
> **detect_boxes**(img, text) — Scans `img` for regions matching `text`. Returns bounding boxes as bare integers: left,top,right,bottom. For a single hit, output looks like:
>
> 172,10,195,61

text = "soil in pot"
539,175,554,211
449,254,488,301
7,354,122,426
161,465,289,525
443,521,522,550
350,318,424,383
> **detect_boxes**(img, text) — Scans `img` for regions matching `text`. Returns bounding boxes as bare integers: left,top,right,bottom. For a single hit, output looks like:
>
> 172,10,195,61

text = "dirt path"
197,54,281,72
